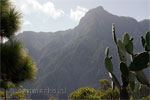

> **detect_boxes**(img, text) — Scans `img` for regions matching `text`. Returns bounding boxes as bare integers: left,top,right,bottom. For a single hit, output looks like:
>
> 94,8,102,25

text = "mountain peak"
95,6,104,11
87,6,107,14
78,6,112,27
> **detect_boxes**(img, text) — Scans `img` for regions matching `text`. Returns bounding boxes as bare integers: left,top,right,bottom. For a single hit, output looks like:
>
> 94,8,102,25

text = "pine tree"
0,0,37,100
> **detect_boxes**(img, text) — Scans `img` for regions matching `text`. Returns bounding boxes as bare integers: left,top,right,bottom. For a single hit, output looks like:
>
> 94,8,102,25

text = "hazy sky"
10,0,150,32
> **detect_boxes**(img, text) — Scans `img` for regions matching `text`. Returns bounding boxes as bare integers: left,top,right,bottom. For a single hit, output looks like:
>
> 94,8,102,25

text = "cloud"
10,0,64,19
23,20,32,25
70,6,88,22
42,2,64,19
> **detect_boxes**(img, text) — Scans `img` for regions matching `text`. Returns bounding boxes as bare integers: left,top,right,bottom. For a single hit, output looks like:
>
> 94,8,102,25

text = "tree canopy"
0,0,21,39
0,0,37,99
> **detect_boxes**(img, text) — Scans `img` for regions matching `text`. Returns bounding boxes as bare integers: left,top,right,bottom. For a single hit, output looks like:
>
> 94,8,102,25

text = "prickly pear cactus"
104,24,150,100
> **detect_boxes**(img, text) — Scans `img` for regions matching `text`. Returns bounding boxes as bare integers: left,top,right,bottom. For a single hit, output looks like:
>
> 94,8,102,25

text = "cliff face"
17,6,150,99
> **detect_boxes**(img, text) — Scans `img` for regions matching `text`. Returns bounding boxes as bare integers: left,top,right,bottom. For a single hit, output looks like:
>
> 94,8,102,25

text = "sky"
10,0,150,33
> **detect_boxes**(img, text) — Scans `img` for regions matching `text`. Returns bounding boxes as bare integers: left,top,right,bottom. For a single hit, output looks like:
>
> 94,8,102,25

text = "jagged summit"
84,6,109,16
78,6,114,27
95,6,104,11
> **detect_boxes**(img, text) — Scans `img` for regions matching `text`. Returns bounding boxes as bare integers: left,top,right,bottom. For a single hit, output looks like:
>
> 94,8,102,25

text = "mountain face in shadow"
17,6,150,99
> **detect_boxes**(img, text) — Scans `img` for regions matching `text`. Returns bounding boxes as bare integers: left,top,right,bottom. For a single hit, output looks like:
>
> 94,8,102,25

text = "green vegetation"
69,87,99,100
69,25,150,100
69,78,150,100
69,79,120,100
1,0,21,39
0,0,37,99
0,89,28,100
48,97,57,100
104,24,150,99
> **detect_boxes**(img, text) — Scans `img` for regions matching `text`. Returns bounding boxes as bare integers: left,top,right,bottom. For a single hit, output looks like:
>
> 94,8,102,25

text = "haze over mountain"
17,6,150,99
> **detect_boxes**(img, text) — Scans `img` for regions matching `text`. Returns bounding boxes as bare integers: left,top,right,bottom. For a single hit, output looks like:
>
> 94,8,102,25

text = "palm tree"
0,0,37,100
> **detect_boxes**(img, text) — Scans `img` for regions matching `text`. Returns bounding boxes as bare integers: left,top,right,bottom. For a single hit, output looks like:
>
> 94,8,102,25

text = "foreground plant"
104,24,150,99
0,0,37,99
